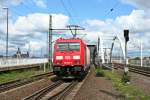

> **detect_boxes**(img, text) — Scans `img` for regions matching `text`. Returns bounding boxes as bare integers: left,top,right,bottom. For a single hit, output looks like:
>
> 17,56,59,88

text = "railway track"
23,80,78,100
113,63,150,77
0,72,53,93
22,67,90,100
49,81,78,100
128,67,150,77
23,80,63,100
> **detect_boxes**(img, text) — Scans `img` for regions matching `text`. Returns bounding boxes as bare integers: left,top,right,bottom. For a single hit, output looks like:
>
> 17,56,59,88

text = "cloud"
0,0,24,24
115,10,150,33
82,9,150,57
121,0,150,11
33,0,46,8
14,13,69,33
0,13,69,56
0,0,23,8
0,0,47,12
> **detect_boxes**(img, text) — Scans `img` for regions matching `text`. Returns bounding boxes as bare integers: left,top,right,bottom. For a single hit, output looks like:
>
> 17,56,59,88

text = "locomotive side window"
57,42,80,51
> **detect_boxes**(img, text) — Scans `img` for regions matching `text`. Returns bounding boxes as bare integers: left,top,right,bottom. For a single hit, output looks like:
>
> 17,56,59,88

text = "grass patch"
100,69,150,99
0,69,46,84
95,67,105,77
0,63,52,84
121,72,130,83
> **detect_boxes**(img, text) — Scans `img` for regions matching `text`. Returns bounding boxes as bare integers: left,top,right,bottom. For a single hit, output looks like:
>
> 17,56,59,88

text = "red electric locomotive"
53,38,90,77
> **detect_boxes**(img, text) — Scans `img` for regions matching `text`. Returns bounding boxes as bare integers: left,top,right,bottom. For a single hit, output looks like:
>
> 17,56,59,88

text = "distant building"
21,51,29,58
13,48,29,58
143,57,150,60
16,48,21,58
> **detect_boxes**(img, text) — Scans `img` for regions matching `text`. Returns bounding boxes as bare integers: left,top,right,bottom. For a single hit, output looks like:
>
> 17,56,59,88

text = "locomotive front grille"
64,62,72,65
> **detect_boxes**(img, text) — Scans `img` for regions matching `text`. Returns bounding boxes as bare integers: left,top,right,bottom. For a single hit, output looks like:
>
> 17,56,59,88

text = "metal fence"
129,60,150,67
0,58,48,68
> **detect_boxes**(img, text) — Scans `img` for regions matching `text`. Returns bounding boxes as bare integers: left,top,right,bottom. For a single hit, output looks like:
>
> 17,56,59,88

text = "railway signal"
124,30,129,42
124,29,129,72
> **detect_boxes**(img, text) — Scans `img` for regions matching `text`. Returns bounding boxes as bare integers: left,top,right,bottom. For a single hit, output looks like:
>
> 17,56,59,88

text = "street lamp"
3,7,9,58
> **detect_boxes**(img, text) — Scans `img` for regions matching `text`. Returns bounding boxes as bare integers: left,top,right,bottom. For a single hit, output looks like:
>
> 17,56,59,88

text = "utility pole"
140,40,143,67
3,7,9,58
41,48,43,58
28,41,30,58
49,15,52,69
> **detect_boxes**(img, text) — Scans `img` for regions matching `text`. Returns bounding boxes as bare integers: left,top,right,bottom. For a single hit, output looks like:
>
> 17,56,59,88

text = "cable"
60,0,76,24
67,0,79,24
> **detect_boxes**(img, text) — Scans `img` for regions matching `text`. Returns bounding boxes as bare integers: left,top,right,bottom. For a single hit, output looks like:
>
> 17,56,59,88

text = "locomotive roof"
56,38,85,43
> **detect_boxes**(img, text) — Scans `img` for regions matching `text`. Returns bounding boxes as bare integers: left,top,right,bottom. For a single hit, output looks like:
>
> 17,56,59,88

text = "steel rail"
0,72,53,93
49,81,78,100
113,63,150,77
22,80,63,100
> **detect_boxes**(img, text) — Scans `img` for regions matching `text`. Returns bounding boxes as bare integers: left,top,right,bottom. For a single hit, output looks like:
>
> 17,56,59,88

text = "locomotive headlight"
73,55,80,59
56,56,63,60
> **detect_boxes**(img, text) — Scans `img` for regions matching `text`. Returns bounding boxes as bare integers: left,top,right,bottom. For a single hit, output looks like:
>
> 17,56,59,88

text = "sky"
0,0,150,57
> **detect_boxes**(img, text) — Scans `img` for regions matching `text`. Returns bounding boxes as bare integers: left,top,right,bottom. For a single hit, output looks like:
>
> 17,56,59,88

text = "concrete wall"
0,58,48,67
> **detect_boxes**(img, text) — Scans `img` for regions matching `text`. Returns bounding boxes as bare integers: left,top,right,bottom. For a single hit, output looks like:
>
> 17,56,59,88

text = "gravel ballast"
116,68,150,95
0,76,56,100
130,72,150,95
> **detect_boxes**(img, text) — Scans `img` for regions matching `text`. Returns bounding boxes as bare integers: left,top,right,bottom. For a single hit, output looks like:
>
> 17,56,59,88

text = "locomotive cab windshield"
57,42,80,51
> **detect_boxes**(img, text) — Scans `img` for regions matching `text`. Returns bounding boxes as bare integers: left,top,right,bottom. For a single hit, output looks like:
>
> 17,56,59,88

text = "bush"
121,72,130,83
95,68,104,77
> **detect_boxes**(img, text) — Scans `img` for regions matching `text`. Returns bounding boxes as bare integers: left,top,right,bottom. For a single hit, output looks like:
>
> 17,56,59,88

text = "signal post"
123,29,130,83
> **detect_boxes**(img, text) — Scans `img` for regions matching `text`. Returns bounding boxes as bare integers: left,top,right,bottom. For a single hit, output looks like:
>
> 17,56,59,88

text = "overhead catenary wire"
66,0,86,38
60,0,77,25
66,0,79,24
